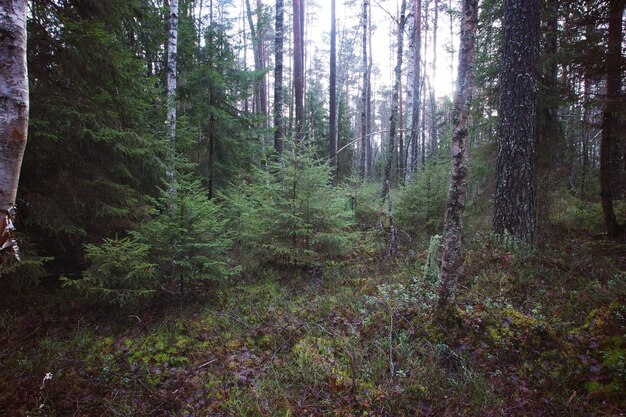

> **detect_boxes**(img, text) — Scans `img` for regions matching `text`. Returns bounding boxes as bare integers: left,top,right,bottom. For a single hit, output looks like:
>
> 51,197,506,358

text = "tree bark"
293,0,304,143
166,0,179,195
437,0,478,309
359,0,368,178
409,0,422,174
600,0,625,240
0,0,29,211
382,0,407,197
493,0,539,245
329,0,338,186
274,0,285,154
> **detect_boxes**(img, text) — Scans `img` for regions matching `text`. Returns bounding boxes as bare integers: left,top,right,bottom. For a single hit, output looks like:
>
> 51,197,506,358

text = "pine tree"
493,0,539,245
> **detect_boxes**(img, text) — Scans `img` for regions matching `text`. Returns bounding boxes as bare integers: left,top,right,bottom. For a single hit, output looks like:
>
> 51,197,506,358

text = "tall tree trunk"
382,0,407,197
600,0,625,240
359,0,368,178
274,0,285,154
166,0,179,195
329,0,338,186
293,0,305,143
409,0,422,174
437,0,478,309
493,0,539,245
366,0,373,178
429,0,438,158
0,0,29,211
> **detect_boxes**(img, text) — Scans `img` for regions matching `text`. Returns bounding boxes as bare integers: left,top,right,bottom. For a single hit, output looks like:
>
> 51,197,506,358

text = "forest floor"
0,232,624,416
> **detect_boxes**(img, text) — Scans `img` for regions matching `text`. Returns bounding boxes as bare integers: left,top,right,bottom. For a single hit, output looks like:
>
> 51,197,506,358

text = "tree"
600,0,625,240
437,0,479,309
274,0,285,154
329,0,338,186
167,0,179,194
359,0,369,178
0,0,29,211
382,0,407,196
408,0,422,175
493,0,539,245
293,0,305,143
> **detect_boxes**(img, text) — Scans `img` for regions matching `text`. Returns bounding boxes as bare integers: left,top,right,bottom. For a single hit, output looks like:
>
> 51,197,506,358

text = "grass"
0,230,624,416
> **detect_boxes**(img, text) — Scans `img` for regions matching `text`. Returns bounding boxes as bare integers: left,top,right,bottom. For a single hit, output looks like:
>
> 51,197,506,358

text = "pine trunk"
329,0,338,186
293,0,304,143
437,0,478,309
359,0,368,178
493,0,539,245
382,0,407,197
600,0,625,240
274,0,285,154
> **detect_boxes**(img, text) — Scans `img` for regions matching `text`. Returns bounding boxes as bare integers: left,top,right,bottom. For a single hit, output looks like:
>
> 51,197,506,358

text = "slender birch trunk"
166,0,179,194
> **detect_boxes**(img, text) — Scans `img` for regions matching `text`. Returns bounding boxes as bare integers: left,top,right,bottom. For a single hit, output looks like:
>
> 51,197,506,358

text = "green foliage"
396,158,450,241
136,174,232,290
226,145,356,270
548,189,617,233
64,237,156,307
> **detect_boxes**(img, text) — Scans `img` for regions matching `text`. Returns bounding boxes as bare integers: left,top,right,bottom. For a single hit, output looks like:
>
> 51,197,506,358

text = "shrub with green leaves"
72,174,231,306
136,174,232,292
65,236,156,307
396,158,450,241
226,145,356,270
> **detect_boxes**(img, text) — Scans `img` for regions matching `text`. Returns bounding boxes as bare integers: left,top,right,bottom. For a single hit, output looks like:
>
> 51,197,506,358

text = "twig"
195,358,217,370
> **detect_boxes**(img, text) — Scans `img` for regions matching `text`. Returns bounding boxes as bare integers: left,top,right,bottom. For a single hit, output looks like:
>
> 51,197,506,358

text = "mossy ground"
0,234,624,416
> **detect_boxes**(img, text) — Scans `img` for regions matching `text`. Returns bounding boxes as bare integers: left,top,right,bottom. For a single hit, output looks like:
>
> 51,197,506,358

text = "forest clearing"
0,0,624,415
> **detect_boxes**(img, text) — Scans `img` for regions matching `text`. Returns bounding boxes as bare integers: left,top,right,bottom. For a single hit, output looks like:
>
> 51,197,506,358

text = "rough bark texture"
292,0,304,142
437,0,478,309
166,0,179,191
409,0,422,174
359,0,368,178
274,0,284,154
0,0,29,210
329,0,338,186
493,0,539,245
600,0,625,240
382,0,407,197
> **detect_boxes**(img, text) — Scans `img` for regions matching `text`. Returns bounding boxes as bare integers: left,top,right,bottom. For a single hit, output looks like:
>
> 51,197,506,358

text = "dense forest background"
0,0,624,415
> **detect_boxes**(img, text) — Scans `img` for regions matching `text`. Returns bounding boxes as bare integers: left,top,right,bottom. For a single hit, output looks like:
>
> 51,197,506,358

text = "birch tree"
166,0,179,193
0,0,29,211
437,0,478,309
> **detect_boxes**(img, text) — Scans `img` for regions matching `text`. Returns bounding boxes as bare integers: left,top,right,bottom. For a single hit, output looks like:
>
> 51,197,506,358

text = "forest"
0,0,624,415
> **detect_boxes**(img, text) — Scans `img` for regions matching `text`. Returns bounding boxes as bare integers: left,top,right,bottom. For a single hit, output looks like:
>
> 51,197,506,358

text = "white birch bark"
0,0,29,210
166,0,179,191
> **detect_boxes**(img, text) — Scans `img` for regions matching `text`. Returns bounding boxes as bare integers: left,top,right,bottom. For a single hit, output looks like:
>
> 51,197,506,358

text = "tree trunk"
409,0,422,174
437,0,478,309
600,0,625,240
359,0,368,178
274,0,285,154
0,0,29,211
382,0,407,197
293,0,305,143
166,0,179,194
429,0,438,158
329,0,338,186
493,0,539,245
